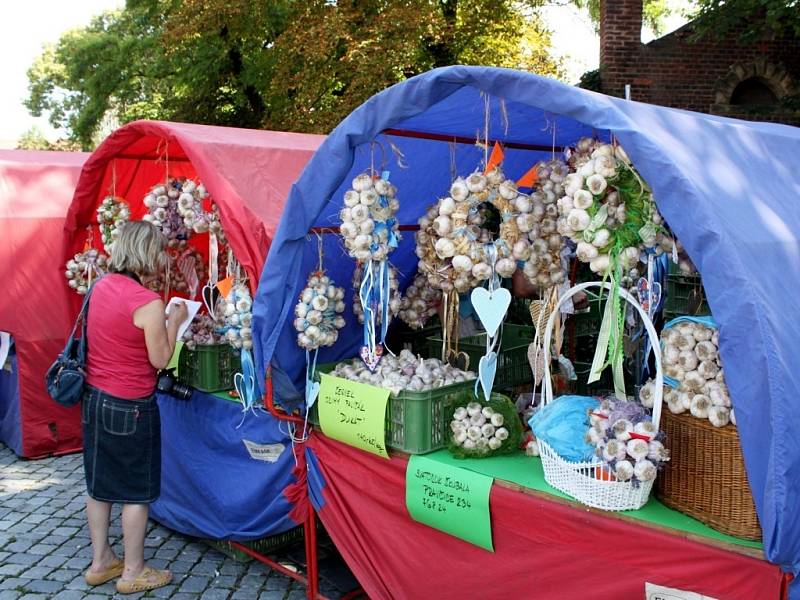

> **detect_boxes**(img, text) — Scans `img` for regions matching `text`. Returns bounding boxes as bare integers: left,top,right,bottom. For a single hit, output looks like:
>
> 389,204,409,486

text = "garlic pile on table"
173,178,213,234
339,173,401,262
558,138,672,276
182,314,224,350
415,168,520,294
142,179,191,246
96,196,130,253
398,272,442,329
586,398,669,484
641,320,734,427
330,350,475,396
294,273,346,350
450,402,510,452
217,283,253,350
517,159,568,289
352,263,401,325
64,249,109,295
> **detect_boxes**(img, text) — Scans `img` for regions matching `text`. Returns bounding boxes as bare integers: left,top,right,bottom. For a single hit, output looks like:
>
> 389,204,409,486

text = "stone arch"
714,59,795,106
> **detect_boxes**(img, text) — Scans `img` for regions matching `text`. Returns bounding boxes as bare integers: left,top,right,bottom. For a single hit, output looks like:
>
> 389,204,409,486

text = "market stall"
254,66,800,599
0,149,89,458
65,120,323,541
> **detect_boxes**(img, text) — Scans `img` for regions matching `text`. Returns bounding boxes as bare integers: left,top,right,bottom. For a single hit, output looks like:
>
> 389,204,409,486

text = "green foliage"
26,0,560,143
16,126,51,150
570,0,674,35
578,68,602,92
691,0,800,41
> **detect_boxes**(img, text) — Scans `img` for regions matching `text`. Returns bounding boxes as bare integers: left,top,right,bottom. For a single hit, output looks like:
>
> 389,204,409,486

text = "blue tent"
253,66,800,593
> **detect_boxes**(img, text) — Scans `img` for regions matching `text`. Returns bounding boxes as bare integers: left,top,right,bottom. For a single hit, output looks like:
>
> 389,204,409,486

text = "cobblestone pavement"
0,444,354,600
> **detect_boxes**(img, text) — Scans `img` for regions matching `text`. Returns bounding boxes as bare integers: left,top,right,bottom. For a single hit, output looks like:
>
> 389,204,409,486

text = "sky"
0,1,690,148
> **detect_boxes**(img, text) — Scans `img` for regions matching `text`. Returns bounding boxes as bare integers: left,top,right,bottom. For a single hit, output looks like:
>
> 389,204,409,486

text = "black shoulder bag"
45,283,97,407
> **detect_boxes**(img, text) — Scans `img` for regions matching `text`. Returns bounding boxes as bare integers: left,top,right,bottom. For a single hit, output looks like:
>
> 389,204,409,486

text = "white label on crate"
243,440,285,463
645,583,718,600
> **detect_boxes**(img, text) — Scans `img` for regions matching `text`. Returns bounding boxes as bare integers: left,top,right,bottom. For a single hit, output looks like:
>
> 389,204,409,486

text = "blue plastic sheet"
253,66,800,591
150,390,298,541
0,351,22,456
529,396,599,462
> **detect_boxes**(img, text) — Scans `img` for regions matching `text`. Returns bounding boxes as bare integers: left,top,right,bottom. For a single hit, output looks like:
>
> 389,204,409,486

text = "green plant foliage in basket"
445,391,523,459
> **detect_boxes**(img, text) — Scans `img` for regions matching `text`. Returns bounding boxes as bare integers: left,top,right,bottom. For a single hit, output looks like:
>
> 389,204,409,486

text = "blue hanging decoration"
234,348,258,428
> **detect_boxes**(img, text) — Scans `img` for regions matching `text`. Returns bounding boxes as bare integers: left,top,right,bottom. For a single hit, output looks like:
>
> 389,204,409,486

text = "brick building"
599,0,800,126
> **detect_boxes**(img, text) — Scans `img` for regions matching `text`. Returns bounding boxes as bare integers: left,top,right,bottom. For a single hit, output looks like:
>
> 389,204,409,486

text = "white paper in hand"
165,298,202,340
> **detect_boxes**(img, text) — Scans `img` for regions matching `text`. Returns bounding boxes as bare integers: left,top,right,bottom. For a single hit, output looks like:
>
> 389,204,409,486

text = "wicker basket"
656,410,761,540
539,282,664,511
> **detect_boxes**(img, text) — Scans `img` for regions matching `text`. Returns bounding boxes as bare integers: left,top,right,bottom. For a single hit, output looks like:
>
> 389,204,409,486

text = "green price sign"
406,455,494,551
318,373,389,458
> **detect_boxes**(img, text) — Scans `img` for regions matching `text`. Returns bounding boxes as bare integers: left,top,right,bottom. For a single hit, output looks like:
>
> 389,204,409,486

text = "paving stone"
19,579,61,595
5,553,40,566
201,589,232,600
264,575,291,591
178,575,212,593
48,591,85,600
18,595,49,600
230,590,260,600
17,566,52,579
170,560,198,574
212,575,239,589
286,591,306,600
46,568,81,583
146,584,181,598
258,593,286,600
0,563,26,576
0,592,22,600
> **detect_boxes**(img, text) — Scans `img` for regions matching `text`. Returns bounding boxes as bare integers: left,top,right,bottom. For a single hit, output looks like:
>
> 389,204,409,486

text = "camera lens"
171,381,193,401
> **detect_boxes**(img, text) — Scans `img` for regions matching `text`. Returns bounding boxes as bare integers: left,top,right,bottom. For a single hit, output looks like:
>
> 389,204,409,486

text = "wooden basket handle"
542,282,664,429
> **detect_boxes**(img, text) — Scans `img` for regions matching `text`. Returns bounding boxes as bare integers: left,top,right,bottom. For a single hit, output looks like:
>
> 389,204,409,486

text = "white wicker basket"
538,281,664,511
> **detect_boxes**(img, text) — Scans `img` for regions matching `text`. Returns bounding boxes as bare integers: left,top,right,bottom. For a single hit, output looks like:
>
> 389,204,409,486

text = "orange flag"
216,276,234,300
516,163,540,189
483,142,505,174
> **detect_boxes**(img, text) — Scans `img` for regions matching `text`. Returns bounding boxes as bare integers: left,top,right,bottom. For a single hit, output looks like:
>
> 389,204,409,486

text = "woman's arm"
133,299,187,370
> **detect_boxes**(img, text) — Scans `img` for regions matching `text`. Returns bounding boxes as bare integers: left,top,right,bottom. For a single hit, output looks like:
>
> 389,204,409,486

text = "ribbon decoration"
208,232,219,286
589,266,626,400
234,348,258,428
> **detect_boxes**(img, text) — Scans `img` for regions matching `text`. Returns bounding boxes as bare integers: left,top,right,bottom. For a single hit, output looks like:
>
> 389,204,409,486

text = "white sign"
242,440,286,463
646,583,719,600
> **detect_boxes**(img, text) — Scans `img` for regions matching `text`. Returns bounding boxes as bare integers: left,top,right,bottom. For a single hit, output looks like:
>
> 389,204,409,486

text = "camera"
156,369,193,400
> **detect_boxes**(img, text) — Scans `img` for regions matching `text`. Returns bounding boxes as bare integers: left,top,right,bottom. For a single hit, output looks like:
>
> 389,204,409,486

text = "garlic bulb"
398,272,442,330
64,249,109,295
143,178,200,246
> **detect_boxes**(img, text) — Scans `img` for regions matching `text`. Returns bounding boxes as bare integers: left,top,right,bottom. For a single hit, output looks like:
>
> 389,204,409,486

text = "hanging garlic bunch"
142,179,190,247
352,263,401,325
217,283,254,350
294,273,346,350
558,138,672,276
64,249,109,295
339,173,401,262
96,196,130,253
586,397,669,484
415,167,518,294
331,350,474,396
450,402,510,453
182,314,224,350
398,272,442,330
654,320,733,427
174,178,213,234
518,159,568,289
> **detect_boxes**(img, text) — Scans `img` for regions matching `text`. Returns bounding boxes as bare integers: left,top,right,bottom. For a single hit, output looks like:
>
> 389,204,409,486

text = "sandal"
84,557,124,586
115,566,173,594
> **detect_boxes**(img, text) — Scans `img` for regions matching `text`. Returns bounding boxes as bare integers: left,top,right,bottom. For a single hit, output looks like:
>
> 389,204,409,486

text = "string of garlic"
96,196,130,253
217,283,254,350
294,273,346,350
142,179,191,247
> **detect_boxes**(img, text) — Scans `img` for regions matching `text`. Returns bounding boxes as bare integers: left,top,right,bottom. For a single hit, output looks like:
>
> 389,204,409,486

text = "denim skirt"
82,385,161,504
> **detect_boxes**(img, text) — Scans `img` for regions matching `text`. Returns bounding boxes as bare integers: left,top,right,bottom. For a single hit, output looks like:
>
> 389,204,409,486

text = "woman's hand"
167,301,189,328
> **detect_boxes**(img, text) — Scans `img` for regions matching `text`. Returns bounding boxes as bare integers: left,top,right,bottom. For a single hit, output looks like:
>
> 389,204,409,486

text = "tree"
570,0,676,36
16,126,52,150
26,0,559,143
691,0,800,41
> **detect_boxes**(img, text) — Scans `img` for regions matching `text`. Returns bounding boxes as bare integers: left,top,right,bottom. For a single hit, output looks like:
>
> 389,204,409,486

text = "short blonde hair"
109,221,166,276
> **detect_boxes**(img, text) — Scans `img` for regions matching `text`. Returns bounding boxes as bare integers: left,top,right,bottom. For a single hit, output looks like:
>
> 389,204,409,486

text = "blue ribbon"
234,349,257,427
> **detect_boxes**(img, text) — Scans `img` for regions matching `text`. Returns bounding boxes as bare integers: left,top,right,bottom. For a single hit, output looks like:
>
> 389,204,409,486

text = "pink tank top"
85,274,161,399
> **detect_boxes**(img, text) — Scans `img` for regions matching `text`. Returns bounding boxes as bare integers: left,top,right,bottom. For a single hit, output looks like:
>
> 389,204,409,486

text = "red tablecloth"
307,433,789,600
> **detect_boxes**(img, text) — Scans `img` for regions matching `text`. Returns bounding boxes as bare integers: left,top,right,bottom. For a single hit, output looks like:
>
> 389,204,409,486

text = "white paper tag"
645,582,719,600
242,440,285,463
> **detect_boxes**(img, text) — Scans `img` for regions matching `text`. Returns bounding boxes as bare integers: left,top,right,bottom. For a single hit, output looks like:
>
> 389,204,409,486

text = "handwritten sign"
406,455,494,551
318,373,389,458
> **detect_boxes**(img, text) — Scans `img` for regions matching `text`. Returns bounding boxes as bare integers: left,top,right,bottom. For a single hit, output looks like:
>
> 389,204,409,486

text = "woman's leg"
120,503,149,579
86,496,117,572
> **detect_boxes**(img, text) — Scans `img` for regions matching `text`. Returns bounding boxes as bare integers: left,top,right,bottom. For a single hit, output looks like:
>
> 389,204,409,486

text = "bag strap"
62,279,100,357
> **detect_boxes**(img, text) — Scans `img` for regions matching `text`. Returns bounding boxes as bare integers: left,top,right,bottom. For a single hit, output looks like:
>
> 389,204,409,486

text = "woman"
81,221,187,595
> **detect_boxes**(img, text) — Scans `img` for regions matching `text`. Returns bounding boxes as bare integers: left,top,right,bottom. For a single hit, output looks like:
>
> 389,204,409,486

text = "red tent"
67,121,324,294
0,149,90,458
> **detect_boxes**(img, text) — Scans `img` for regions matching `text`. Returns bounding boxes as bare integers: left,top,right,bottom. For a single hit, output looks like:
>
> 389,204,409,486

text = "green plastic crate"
425,324,534,390
396,321,442,356
203,525,305,562
178,344,238,392
571,291,604,339
309,364,476,454
664,262,710,318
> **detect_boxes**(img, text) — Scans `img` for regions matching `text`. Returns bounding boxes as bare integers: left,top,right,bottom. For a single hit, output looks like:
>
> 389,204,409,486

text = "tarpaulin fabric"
253,66,800,592
0,149,89,457
307,433,788,600
66,120,324,296
150,390,299,540
0,351,23,455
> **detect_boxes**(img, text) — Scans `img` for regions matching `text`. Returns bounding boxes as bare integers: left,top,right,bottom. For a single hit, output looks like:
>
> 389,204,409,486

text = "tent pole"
309,224,419,234
382,128,564,153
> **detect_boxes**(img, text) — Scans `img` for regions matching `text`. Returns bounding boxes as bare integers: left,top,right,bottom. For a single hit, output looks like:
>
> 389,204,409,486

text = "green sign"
406,455,494,551
318,373,389,458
